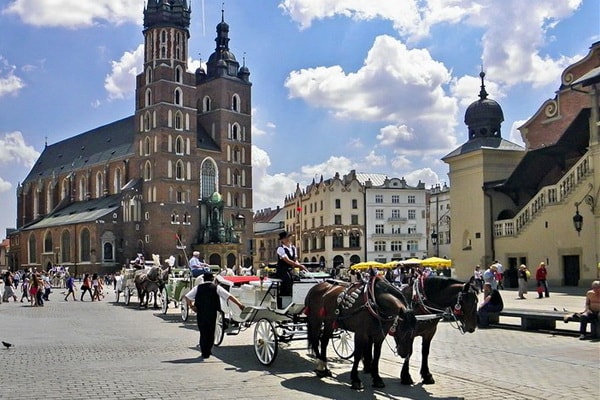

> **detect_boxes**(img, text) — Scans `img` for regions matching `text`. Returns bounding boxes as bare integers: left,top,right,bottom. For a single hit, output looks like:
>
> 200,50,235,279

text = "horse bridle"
411,277,475,334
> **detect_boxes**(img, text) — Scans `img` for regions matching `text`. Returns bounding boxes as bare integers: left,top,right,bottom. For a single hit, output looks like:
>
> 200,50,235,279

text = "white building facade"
363,175,427,262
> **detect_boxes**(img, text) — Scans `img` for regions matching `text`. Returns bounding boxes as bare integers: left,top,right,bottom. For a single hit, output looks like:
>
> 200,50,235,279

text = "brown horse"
393,275,479,385
305,275,416,390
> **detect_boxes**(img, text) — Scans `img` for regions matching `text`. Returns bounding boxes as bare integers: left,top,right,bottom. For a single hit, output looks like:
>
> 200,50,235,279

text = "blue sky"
0,0,598,236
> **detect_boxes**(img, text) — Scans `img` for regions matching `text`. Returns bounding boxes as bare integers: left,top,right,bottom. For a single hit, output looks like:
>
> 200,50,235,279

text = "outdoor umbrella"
421,257,452,268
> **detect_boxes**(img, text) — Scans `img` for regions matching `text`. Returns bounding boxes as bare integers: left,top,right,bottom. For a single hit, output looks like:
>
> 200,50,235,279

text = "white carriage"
213,272,354,366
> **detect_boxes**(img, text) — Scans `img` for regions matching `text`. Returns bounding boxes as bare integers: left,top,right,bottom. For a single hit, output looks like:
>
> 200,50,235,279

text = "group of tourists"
2,269,52,306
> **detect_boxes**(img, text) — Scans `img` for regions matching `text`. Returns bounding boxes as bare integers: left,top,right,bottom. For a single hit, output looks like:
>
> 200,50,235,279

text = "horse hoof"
372,379,385,388
422,376,435,385
400,378,414,386
351,381,364,390
314,368,332,378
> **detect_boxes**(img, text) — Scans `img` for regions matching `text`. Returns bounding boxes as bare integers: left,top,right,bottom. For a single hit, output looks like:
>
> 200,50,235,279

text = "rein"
411,277,469,334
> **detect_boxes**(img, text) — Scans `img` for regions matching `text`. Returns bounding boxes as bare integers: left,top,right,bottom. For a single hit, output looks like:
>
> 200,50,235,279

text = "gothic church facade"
8,1,253,274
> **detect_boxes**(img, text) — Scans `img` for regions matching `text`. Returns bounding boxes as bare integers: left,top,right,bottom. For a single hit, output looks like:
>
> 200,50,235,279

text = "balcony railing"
494,153,592,237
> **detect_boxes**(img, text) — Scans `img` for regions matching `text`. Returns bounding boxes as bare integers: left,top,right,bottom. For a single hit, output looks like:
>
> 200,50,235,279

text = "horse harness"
411,275,469,334
334,276,401,334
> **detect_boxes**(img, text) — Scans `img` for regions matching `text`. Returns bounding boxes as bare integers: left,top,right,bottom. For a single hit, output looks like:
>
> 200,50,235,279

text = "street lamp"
572,184,595,235
572,205,583,235
430,231,438,256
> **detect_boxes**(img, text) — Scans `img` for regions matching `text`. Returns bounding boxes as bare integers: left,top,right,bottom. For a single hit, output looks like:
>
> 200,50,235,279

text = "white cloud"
0,177,11,192
280,0,583,88
0,131,40,167
104,46,203,101
3,0,141,28
450,74,504,109
252,145,297,210
285,35,458,152
404,167,440,188
363,150,387,168
509,119,527,147
104,44,144,100
0,57,25,97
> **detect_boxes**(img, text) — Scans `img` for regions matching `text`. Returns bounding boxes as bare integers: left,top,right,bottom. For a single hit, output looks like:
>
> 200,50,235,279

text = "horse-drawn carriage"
211,271,354,366
115,255,171,308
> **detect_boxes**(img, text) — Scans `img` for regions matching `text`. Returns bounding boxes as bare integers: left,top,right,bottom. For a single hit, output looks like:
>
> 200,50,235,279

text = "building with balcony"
364,175,427,262
445,42,600,287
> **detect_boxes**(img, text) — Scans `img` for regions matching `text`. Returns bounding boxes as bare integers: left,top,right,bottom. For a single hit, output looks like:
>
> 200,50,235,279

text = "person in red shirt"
535,262,549,298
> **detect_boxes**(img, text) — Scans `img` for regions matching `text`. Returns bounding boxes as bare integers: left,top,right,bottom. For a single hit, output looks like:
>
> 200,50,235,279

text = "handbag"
80,284,85,290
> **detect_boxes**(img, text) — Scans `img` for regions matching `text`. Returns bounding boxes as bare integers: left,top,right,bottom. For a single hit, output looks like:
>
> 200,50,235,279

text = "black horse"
393,275,479,385
305,275,416,390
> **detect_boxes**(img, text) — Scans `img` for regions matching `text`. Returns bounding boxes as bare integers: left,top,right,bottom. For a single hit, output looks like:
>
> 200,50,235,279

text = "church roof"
23,116,135,184
21,193,123,230
443,136,524,160
493,108,590,195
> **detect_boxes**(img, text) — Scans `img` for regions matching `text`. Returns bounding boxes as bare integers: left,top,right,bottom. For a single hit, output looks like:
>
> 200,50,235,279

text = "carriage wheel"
332,329,355,360
214,311,225,347
160,288,168,314
124,287,131,306
180,300,189,322
254,318,278,365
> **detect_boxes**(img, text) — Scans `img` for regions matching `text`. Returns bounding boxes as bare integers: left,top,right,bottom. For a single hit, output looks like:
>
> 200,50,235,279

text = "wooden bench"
490,308,574,331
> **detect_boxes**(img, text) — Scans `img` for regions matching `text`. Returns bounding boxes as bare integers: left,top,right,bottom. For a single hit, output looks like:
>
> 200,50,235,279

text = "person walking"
80,274,93,301
184,272,245,358
473,265,484,291
91,273,102,301
29,274,41,307
64,274,77,301
3,272,18,302
517,264,528,299
535,261,549,298
20,278,30,303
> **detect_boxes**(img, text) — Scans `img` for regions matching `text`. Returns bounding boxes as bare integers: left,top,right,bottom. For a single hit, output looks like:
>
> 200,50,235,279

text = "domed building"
7,2,254,274
445,42,600,288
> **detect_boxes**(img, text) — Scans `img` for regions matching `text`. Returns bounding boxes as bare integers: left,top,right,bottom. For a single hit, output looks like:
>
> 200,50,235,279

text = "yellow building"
445,42,600,288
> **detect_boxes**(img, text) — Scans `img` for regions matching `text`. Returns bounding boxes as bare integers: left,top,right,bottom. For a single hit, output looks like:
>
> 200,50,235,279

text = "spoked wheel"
214,311,225,346
332,329,355,359
124,287,131,306
180,299,189,321
254,318,278,365
160,288,168,314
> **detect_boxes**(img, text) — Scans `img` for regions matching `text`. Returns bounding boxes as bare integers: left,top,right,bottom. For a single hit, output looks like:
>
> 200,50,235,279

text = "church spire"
479,69,489,100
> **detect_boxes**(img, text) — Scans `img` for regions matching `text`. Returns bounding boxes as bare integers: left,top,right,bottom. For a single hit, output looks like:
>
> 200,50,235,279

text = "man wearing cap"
276,231,307,308
184,272,244,358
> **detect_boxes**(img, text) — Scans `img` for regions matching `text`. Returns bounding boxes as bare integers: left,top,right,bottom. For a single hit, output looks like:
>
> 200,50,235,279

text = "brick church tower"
8,1,253,274
135,0,253,267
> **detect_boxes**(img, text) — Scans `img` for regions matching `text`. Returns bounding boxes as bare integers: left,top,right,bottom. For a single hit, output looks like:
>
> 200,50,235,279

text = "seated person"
131,254,145,269
579,280,600,340
189,251,210,278
478,282,504,328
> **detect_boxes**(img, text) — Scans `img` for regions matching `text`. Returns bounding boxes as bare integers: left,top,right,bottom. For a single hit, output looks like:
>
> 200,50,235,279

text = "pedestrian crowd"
1,269,118,306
